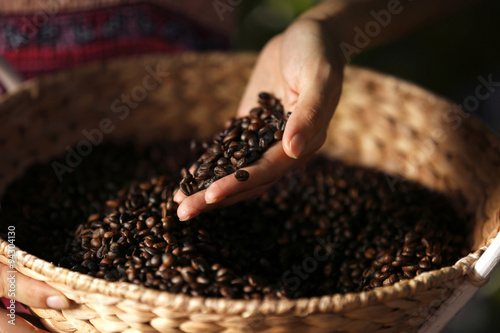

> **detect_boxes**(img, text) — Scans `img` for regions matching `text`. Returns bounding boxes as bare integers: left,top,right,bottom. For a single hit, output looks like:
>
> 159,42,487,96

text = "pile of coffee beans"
0,142,470,299
179,92,287,195
0,143,191,264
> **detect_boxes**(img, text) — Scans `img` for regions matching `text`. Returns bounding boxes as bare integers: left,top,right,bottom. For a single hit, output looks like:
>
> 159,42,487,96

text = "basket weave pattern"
0,53,499,333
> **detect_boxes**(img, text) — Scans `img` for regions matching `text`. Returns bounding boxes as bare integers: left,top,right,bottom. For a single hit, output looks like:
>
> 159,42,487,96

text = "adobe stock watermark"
282,235,334,291
213,0,242,21
339,0,405,63
385,73,500,192
15,0,69,48
5,226,17,326
51,64,169,182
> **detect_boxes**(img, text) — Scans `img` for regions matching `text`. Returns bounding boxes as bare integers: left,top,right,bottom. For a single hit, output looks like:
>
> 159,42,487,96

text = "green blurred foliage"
236,0,320,50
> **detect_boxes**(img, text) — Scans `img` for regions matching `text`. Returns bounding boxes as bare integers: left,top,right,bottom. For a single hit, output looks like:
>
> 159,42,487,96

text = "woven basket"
0,53,499,333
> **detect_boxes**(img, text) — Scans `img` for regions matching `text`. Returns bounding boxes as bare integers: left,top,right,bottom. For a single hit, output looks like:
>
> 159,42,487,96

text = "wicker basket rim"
0,242,482,315
0,52,492,316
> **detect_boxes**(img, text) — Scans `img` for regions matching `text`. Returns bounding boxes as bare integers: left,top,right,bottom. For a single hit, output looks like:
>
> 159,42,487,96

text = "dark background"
236,0,500,331
236,0,500,134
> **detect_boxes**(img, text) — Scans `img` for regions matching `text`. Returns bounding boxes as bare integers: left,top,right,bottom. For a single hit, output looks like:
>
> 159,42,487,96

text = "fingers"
236,35,284,118
177,182,273,221
0,307,50,333
282,71,340,160
0,264,70,310
203,143,291,204
173,188,188,205
175,143,315,220
277,19,344,160
176,143,290,220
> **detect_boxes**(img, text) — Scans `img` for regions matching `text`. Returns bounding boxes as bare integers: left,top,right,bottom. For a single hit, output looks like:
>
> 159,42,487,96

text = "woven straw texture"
0,53,499,333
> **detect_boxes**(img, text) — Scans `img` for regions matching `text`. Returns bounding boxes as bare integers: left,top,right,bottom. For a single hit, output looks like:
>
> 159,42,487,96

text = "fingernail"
178,207,196,221
288,134,306,159
178,213,192,222
205,192,225,204
46,296,69,310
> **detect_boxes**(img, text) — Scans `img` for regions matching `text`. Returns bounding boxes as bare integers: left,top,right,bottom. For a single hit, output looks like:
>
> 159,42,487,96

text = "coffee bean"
236,157,248,169
171,275,183,286
235,170,249,181
404,231,420,244
196,276,210,285
180,182,193,196
378,253,394,264
381,265,392,273
90,237,102,248
233,148,248,159
364,248,376,260
383,274,399,287
432,254,442,265
217,157,229,166
258,92,271,100
214,166,228,178
419,259,431,270
220,285,235,298
402,265,419,272
145,217,157,229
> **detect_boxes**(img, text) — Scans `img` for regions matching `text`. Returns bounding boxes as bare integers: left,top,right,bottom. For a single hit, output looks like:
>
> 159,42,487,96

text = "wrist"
296,0,350,66
290,16,348,68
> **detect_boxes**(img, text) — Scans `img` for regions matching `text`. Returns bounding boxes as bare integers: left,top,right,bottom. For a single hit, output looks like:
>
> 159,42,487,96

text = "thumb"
282,81,340,159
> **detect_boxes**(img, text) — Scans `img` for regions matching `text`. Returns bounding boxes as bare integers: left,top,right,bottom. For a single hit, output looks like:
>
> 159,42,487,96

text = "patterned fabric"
0,1,234,319
0,2,233,94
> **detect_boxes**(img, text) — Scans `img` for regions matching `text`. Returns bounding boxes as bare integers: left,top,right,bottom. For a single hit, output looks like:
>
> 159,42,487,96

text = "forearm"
300,0,476,63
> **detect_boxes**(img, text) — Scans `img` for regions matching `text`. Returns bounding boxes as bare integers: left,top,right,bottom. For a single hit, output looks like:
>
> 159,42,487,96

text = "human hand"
1,262,70,333
175,18,345,220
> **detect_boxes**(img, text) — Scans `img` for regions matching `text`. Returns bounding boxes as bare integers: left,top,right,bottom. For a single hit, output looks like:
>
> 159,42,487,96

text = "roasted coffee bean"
258,92,271,100
404,231,420,244
236,157,248,169
402,265,419,272
195,169,212,181
364,248,377,260
214,166,228,178
179,182,192,196
233,148,248,159
383,274,399,287
191,258,209,273
258,138,268,150
145,217,157,229
241,130,255,142
235,170,249,181
220,286,235,298
432,254,442,265
418,259,431,270
217,157,229,166
90,238,102,248
378,254,394,264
